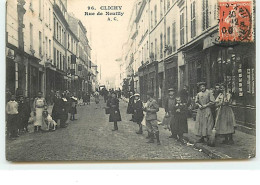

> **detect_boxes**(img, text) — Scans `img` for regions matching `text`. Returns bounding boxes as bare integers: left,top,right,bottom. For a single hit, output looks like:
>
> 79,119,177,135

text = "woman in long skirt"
33,92,47,132
194,82,215,143
108,92,121,131
215,84,236,145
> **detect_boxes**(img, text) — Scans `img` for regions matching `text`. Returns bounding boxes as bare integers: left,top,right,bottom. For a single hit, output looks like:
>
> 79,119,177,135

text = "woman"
52,91,61,123
132,93,144,134
194,82,215,143
108,92,121,131
33,91,47,132
127,91,135,121
165,88,176,138
70,93,78,121
60,93,69,128
215,84,236,145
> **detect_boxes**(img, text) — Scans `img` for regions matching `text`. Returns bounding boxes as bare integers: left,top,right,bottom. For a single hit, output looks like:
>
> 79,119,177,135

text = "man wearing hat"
195,82,215,143
164,88,177,138
144,91,160,145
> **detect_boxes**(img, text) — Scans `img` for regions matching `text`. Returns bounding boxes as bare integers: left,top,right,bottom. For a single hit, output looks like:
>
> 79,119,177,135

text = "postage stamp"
218,1,253,42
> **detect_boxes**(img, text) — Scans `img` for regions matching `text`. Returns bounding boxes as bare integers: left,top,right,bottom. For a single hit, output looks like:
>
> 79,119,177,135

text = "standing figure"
144,91,160,145
118,88,122,99
108,92,121,131
60,93,69,128
165,88,176,138
215,84,236,145
18,96,30,133
127,91,135,121
82,92,87,105
172,97,188,141
52,91,61,124
94,90,100,109
70,94,78,121
132,93,144,134
211,83,221,123
33,92,47,132
86,92,90,105
194,82,215,143
6,95,19,139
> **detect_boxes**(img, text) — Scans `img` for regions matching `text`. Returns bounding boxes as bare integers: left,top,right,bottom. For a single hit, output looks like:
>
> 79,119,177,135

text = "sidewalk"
122,97,256,159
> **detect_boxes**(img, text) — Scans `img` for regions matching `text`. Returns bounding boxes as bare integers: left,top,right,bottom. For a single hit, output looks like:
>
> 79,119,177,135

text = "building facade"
120,0,255,130
6,0,94,101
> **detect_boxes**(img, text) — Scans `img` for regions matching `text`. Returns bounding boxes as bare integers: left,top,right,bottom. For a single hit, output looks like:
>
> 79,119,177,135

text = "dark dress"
18,101,31,130
132,100,144,123
70,97,77,114
60,98,69,127
108,97,122,122
127,95,135,114
172,103,188,136
52,96,62,122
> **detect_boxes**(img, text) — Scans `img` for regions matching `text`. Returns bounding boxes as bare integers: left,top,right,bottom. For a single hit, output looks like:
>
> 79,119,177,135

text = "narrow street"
6,98,209,161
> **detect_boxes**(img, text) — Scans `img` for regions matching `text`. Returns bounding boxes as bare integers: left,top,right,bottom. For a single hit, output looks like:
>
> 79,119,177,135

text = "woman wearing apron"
33,92,47,132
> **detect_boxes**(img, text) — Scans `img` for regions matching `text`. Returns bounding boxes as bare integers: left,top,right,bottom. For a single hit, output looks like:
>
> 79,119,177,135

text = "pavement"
122,97,256,159
6,97,209,161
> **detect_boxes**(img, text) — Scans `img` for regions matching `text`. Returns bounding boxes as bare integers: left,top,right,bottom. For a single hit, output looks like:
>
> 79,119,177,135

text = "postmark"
218,1,253,42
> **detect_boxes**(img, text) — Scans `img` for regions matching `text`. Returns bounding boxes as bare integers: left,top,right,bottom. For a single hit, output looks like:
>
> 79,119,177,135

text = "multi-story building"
6,0,54,99
121,0,255,131
6,0,94,100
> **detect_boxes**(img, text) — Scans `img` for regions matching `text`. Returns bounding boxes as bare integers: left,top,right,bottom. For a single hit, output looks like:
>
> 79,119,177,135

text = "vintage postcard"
5,0,255,161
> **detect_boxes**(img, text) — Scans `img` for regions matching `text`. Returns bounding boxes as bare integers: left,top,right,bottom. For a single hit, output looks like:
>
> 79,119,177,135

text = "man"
144,91,160,145
164,88,176,138
6,95,19,139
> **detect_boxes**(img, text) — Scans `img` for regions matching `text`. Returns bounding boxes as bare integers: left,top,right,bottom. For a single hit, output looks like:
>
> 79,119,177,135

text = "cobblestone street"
6,98,209,161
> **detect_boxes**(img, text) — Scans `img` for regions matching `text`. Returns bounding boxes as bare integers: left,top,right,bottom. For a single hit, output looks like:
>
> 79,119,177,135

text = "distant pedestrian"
132,93,144,134
215,84,236,145
144,91,160,145
194,82,215,144
33,91,47,132
94,90,100,109
6,94,19,139
70,94,78,121
108,91,121,131
171,96,188,141
118,88,122,99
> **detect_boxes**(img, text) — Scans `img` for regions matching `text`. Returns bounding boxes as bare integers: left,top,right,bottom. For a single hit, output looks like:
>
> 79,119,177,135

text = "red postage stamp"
219,1,253,42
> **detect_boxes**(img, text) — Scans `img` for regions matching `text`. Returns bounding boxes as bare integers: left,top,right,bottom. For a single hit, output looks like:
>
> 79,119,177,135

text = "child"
6,95,19,139
172,97,188,141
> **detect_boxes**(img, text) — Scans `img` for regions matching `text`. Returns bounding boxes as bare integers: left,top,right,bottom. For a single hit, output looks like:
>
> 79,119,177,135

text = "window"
172,22,176,52
53,47,56,65
160,0,163,19
39,0,42,19
167,27,170,45
154,5,157,25
202,0,209,30
180,11,185,45
57,50,59,68
39,31,42,55
191,1,196,38
30,23,33,50
151,42,154,54
45,37,48,57
68,34,70,49
160,33,163,58
49,40,51,58
167,0,171,10
49,8,51,25
53,18,56,37
151,11,153,29
155,39,157,60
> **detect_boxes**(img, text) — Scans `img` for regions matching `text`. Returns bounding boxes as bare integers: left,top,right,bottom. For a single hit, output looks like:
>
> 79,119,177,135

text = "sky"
67,0,136,84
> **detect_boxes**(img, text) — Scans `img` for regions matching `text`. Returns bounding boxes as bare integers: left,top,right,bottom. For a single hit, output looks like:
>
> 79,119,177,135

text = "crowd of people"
6,83,236,148
104,82,236,147
5,89,93,140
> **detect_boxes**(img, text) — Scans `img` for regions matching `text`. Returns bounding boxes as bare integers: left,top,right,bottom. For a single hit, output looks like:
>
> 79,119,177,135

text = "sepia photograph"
5,0,256,162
